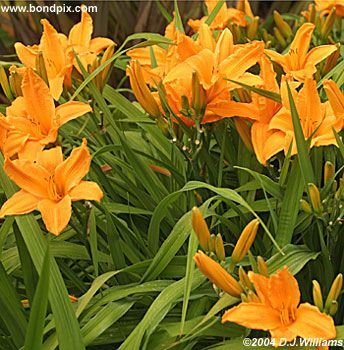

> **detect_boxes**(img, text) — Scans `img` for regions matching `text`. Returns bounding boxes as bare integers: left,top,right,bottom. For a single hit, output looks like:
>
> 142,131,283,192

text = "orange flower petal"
38,195,72,235
0,190,39,217
214,28,234,66
222,302,281,330
288,303,336,340
68,11,93,47
36,147,64,173
54,139,91,194
21,69,55,135
54,101,92,127
89,37,115,54
305,45,338,68
14,43,38,69
2,130,28,158
18,140,44,161
4,158,50,198
69,181,103,202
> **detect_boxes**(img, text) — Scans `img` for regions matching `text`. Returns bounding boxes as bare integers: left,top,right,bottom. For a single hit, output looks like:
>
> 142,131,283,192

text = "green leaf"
24,248,50,350
205,0,226,26
267,244,320,275
88,207,99,276
0,262,27,349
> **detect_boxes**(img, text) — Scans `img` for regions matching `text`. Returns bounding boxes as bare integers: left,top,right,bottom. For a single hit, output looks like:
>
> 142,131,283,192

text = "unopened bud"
329,300,338,316
0,66,14,100
215,234,226,261
308,183,322,213
191,71,207,119
321,7,336,39
324,161,335,184
247,290,260,302
325,273,343,310
192,207,211,251
35,51,49,86
100,44,115,90
234,118,253,152
300,199,312,214
257,256,269,277
312,280,324,311
273,11,292,39
239,266,253,290
194,251,243,297
231,219,259,264
273,27,287,48
9,66,23,97
247,16,259,40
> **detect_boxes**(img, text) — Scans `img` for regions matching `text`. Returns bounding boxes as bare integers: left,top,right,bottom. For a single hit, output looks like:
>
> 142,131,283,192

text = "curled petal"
69,181,103,202
0,190,39,217
54,101,92,127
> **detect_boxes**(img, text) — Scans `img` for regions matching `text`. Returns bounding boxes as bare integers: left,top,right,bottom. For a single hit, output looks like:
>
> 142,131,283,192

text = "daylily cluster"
127,0,342,166
14,8,115,100
0,68,103,235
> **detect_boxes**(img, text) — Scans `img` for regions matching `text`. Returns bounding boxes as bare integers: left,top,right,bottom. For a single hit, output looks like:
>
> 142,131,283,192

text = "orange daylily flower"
188,0,253,31
265,23,337,81
0,139,103,236
222,267,336,345
0,68,91,160
268,78,341,157
159,39,264,125
315,0,344,16
15,8,114,99
323,79,344,129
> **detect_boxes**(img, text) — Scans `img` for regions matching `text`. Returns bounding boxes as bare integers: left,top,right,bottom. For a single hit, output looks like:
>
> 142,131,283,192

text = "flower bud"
192,207,211,251
0,66,14,100
239,266,253,291
215,234,226,261
329,300,338,316
300,199,312,214
35,51,49,86
191,71,207,119
273,27,287,48
325,273,343,311
127,60,161,118
321,7,336,39
231,219,259,264
247,16,259,40
308,183,322,213
257,256,269,277
100,44,115,89
324,161,335,184
9,66,23,97
312,280,324,311
234,118,253,152
247,290,260,302
194,251,243,297
273,11,292,39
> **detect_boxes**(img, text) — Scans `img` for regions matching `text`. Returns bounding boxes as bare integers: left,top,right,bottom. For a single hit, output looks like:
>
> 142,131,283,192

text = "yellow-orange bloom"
268,78,340,157
0,68,91,160
194,251,243,297
0,139,103,235
315,0,344,17
15,8,114,99
324,79,344,129
222,267,336,344
265,23,337,81
188,0,254,31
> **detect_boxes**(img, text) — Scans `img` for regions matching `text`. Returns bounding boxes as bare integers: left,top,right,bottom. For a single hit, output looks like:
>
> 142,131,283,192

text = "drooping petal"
54,101,92,127
38,195,72,235
54,139,91,195
288,303,336,340
222,303,282,330
4,158,50,198
0,190,39,217
68,11,93,48
21,68,55,135
69,181,103,202
89,37,115,54
36,147,64,173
